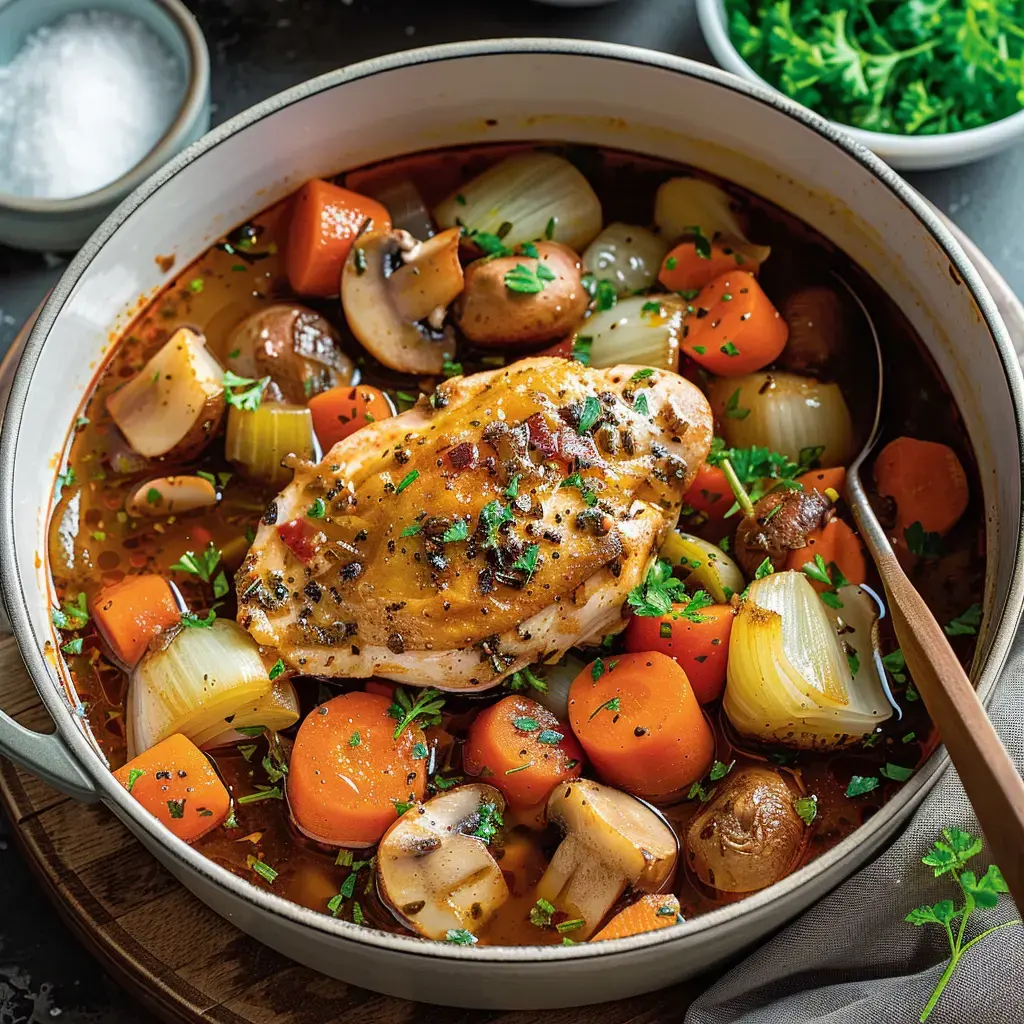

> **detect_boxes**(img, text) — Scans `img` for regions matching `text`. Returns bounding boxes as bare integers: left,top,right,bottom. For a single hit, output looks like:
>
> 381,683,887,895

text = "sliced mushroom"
387,227,463,324
225,305,353,404
454,242,588,347
685,767,806,893
342,229,459,374
376,784,509,941
537,779,678,939
106,326,225,461
125,475,219,518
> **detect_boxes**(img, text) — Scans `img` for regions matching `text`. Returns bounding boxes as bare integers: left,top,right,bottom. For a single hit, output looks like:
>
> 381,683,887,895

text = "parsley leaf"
588,696,621,721
945,603,982,637
905,520,943,557
171,541,221,582
387,687,446,739
845,775,880,798
793,795,817,826
471,802,504,844
504,262,555,293
511,543,540,582
222,370,269,411
724,388,749,420
627,559,688,616
577,395,602,434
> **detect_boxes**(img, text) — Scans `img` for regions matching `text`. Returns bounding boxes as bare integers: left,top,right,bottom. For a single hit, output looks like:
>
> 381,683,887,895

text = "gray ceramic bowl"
0,0,210,251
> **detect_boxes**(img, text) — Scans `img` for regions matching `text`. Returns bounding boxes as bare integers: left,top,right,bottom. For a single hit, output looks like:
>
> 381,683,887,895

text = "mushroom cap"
685,766,806,893
376,783,509,940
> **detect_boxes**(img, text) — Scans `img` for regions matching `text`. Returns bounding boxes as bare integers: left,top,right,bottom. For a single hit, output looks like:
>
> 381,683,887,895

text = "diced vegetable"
660,531,745,603
308,384,395,451
624,603,734,705
455,243,588,347
682,271,788,376
538,779,677,939
723,571,892,749
124,476,219,518
127,619,271,757
653,178,771,266
464,694,583,809
873,437,969,556
113,734,230,842
784,518,867,589
225,402,315,487
376,784,509,939
106,327,225,460
659,237,763,294
434,152,602,252
591,894,681,940
341,230,456,374
569,295,684,372
568,653,714,800
581,222,668,296
195,679,301,748
286,179,391,297
706,371,855,467
91,575,182,669
288,692,427,848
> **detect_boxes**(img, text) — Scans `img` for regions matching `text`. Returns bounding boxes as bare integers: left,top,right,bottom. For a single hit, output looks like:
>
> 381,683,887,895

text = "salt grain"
0,10,185,200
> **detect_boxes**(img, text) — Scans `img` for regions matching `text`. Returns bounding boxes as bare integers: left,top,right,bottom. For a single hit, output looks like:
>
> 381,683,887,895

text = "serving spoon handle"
848,493,1024,911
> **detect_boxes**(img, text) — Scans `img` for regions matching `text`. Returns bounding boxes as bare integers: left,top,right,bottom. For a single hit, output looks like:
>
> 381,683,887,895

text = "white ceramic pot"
1,40,1023,1010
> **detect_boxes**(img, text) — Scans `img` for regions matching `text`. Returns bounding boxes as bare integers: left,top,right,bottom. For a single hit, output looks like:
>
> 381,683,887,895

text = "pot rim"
3,37,1023,965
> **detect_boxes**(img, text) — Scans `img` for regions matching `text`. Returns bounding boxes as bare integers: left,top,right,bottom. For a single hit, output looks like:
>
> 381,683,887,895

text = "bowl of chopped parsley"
696,0,1024,169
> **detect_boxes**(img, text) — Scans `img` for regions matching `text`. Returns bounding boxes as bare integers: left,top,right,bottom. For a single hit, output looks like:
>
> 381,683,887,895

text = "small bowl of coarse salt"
0,0,210,252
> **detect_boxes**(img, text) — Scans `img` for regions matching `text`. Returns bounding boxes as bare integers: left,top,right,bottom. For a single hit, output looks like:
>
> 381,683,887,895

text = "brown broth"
48,143,984,943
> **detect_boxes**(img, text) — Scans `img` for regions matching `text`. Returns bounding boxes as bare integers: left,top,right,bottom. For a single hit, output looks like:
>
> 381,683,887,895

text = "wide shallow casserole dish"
1,40,1023,1011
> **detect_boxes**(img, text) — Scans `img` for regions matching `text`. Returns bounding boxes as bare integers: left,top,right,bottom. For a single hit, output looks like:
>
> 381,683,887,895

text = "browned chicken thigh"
237,357,713,690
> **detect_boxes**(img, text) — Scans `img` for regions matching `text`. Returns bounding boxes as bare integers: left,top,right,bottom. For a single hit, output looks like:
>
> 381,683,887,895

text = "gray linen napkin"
686,633,1024,1024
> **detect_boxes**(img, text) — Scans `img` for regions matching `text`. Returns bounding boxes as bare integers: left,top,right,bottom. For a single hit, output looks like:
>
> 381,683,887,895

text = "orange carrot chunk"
464,695,583,810
592,894,682,941
90,575,181,668
683,462,735,528
308,384,395,451
287,691,426,848
659,238,762,294
796,466,847,499
286,180,392,297
682,271,788,377
568,652,714,801
785,518,867,588
873,437,969,550
114,734,229,842
624,603,734,705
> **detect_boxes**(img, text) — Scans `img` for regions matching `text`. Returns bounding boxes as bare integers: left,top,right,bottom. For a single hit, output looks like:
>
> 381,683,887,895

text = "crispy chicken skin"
236,357,713,690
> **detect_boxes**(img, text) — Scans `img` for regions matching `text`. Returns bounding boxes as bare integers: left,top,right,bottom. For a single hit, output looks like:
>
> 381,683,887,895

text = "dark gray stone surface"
1,0,1021,1018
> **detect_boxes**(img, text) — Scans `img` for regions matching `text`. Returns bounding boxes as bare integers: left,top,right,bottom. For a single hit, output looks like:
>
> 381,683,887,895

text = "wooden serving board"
1,219,1022,1024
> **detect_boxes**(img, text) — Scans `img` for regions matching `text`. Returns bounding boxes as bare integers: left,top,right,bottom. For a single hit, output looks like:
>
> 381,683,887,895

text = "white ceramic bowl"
696,0,1024,171
1,39,1023,1010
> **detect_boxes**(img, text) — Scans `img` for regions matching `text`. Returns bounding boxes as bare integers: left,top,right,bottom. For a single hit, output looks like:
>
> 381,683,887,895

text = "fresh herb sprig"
387,687,446,739
906,828,1019,1021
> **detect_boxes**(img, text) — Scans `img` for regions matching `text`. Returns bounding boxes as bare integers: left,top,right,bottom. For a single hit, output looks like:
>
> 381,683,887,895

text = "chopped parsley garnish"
709,759,735,781
471,802,504,843
905,520,943,557
61,638,84,656
170,541,221,582
665,256,678,271
685,225,712,260
351,902,365,925
51,592,89,630
530,897,556,928
627,559,688,616
455,193,467,206
506,665,548,693
222,370,270,412
845,775,880,798
537,729,564,745
545,216,557,240
388,687,446,739
724,388,750,420
126,768,144,793
571,335,592,365
588,696,621,721
247,857,278,884
513,716,541,732
800,553,848,609
577,395,602,434
441,519,469,544
880,762,914,782
720,341,740,357
167,799,186,819
400,522,422,538
641,300,663,316
213,571,230,599
511,543,540,582
846,650,861,677
445,929,478,946
559,471,597,506
392,798,416,816
411,742,428,759
180,609,217,629
882,648,908,684
268,659,285,681
504,262,555,293
945,603,982,637
307,498,327,519
556,918,586,934
395,469,419,494
634,393,650,417
754,557,774,579
793,795,817,826
629,367,655,384
145,487,162,506
593,279,617,311
348,731,361,748
478,499,514,546
237,785,283,804
442,359,464,378
591,657,606,681
56,467,77,492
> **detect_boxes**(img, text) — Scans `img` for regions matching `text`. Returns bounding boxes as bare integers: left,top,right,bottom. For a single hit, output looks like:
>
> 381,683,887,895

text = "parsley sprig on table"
906,827,1019,1021
726,0,1024,136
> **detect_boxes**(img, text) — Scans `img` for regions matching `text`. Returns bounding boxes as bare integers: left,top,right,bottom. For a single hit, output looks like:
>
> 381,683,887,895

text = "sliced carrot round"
287,691,426,848
624,603,734,705
568,652,714,800
464,694,583,809
308,384,395,451
114,733,229,843
592,894,681,941
659,238,761,293
682,271,788,376
784,518,867,589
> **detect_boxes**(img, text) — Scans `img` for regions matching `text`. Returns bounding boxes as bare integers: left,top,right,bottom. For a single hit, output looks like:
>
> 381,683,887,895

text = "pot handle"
0,310,98,804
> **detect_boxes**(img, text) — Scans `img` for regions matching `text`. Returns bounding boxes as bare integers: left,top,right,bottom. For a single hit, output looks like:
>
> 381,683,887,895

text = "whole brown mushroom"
225,304,353,404
685,767,806,893
455,242,588,347
733,487,833,577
